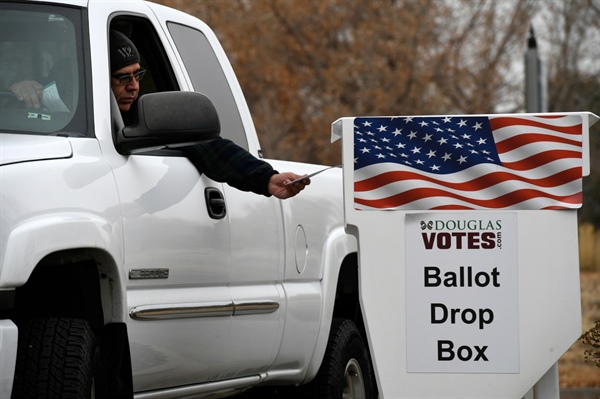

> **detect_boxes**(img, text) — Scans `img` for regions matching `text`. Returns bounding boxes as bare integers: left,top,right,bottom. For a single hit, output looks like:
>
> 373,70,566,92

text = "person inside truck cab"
10,30,310,200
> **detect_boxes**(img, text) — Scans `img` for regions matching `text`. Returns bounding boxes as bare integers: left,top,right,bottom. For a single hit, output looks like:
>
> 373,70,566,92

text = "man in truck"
10,30,311,200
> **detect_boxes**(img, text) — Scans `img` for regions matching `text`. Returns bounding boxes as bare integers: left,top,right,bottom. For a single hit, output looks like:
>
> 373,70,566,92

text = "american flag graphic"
353,114,583,210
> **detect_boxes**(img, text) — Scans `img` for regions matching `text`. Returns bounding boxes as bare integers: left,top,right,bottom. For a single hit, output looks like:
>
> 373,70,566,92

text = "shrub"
581,320,600,369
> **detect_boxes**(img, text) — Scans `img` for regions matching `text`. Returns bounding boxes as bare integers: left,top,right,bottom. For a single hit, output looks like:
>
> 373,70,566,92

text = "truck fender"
304,227,357,382
0,212,123,289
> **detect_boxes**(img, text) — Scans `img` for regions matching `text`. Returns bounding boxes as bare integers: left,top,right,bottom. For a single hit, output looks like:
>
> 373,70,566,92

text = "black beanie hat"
110,30,140,72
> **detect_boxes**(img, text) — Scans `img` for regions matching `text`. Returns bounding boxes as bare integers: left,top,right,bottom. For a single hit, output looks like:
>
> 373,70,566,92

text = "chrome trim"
129,300,280,320
134,374,264,399
233,301,280,316
129,301,234,321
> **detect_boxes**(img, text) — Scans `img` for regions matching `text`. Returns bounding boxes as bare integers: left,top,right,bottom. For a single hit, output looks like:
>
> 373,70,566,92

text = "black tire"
11,318,101,399
312,318,376,399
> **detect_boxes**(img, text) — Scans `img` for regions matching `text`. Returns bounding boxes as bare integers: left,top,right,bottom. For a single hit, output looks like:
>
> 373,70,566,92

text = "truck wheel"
11,318,102,399
314,318,375,399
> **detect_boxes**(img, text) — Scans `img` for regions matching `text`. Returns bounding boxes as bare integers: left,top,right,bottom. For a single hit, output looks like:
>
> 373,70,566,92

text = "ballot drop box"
332,112,598,398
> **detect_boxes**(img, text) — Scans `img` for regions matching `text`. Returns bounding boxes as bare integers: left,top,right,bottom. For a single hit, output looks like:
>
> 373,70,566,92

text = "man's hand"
10,80,43,109
268,172,311,199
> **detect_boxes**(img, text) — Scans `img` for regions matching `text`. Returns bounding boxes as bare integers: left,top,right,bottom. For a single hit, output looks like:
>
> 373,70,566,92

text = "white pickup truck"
0,1,375,398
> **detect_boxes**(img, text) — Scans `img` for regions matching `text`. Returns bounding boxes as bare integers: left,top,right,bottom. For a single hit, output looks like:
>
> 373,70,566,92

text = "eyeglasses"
112,68,146,85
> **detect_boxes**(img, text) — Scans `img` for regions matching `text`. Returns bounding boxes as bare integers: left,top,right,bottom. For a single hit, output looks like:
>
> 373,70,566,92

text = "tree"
536,0,600,225
157,0,537,163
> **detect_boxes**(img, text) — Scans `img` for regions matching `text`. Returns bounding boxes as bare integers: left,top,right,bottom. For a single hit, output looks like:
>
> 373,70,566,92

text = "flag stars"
353,116,502,175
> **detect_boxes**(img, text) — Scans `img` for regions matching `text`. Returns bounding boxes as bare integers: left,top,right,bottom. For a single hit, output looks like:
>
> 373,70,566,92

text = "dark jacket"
181,139,277,197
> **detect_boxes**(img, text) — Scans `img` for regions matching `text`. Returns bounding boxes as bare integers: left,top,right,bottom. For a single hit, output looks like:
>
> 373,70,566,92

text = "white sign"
405,212,519,373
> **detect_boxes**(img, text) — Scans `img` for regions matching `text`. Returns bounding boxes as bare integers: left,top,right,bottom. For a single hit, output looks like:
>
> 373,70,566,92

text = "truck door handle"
205,187,226,219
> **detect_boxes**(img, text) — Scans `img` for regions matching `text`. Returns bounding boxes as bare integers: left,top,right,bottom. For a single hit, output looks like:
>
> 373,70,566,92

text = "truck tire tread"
11,318,97,399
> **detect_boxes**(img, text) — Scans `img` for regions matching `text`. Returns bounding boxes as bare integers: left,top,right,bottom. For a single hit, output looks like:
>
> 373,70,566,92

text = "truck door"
164,18,286,376
89,1,234,392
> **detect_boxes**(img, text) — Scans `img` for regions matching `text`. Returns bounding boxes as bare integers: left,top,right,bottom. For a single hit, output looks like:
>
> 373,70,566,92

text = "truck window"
0,3,88,136
167,22,249,151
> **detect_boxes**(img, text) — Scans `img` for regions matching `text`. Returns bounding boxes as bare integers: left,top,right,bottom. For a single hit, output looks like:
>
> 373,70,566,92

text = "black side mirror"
115,91,220,154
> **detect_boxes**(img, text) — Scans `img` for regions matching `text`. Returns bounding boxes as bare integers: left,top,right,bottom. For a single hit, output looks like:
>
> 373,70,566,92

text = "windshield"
0,3,88,136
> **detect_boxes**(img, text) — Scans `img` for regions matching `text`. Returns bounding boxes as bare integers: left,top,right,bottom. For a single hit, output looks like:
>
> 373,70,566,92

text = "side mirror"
115,91,220,154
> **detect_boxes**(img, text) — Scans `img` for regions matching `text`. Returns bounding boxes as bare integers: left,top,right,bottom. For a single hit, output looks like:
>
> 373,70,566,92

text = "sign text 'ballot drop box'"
331,112,598,398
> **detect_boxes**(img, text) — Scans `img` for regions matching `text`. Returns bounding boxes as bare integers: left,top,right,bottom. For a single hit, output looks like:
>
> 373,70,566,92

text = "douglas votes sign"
405,212,519,373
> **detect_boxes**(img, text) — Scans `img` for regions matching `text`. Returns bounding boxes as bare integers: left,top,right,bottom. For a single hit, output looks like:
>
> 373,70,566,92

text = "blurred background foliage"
156,0,599,228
